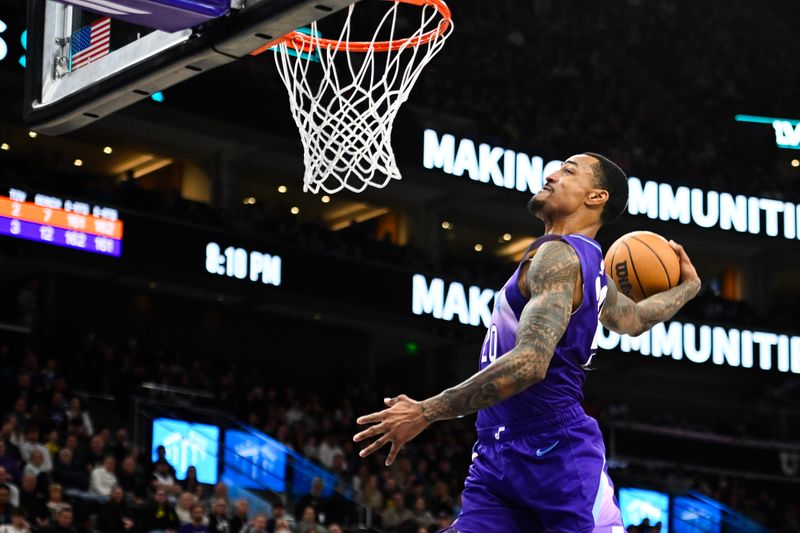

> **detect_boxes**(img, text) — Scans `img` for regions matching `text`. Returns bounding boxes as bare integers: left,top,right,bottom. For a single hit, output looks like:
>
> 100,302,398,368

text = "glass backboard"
24,0,356,135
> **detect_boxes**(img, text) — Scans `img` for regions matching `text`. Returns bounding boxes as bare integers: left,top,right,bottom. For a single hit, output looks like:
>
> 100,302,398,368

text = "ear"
586,189,609,207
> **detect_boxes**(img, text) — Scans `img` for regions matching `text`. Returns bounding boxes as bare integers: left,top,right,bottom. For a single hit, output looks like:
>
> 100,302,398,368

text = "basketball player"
353,153,702,532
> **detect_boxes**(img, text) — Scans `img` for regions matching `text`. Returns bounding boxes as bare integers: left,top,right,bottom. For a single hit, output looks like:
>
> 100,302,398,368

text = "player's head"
528,153,628,225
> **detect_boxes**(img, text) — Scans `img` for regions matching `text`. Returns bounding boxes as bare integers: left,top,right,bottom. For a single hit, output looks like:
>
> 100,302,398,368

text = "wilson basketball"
604,231,681,302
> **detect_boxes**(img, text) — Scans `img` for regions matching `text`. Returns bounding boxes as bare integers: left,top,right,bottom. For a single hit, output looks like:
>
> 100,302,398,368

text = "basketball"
604,231,681,302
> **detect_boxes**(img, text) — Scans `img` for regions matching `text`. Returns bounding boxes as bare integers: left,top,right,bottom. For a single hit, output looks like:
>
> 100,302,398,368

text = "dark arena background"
1,0,800,532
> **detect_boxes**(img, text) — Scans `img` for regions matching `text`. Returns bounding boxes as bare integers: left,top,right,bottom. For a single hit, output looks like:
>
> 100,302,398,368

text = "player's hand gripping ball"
604,231,682,302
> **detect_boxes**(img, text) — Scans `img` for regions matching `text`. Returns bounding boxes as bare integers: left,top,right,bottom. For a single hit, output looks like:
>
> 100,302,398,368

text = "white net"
274,0,453,194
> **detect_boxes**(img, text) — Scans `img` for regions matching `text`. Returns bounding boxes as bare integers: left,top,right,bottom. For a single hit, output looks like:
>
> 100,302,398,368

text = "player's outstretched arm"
601,240,701,336
354,241,580,465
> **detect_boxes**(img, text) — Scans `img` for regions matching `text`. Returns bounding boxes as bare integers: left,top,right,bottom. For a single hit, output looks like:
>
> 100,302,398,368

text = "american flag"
71,17,111,71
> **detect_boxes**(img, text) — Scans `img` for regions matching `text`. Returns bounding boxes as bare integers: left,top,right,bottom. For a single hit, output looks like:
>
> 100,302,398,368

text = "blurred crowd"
2,323,799,532
0,329,472,533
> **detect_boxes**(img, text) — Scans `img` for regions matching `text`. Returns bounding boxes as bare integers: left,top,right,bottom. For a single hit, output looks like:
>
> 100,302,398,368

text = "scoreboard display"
0,188,123,257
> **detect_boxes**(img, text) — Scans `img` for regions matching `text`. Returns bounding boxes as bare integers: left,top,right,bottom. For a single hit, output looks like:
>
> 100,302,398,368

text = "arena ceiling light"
328,205,390,231
111,154,173,179
496,237,536,260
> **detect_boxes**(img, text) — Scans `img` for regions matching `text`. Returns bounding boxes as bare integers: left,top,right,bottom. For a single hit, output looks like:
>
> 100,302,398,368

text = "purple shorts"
450,405,623,533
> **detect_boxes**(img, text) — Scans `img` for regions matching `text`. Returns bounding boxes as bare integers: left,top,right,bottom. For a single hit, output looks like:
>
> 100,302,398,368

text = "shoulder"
525,240,580,280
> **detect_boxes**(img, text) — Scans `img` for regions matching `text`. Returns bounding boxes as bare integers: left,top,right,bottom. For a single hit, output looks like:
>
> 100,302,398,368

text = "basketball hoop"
270,0,453,194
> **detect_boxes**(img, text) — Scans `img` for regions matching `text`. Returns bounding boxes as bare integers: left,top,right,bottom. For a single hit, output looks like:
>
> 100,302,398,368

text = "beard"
527,196,545,216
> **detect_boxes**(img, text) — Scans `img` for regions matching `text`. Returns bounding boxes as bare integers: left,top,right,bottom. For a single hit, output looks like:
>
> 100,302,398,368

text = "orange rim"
268,0,451,54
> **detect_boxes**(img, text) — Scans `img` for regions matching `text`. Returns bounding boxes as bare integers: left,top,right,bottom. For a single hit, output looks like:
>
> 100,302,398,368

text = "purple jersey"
476,234,607,428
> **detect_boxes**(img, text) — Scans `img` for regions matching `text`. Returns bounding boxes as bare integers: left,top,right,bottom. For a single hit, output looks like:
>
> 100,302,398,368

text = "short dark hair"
583,152,628,223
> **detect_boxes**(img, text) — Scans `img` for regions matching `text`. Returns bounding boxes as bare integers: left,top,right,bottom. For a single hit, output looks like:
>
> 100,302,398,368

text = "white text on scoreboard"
205,242,281,286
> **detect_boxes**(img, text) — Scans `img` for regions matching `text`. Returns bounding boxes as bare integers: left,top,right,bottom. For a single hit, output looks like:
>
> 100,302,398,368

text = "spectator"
180,466,203,498
51,450,86,494
432,510,452,532
178,504,208,533
382,492,413,532
0,509,29,533
359,475,382,513
43,507,75,533
11,403,28,439
22,450,48,479
241,514,268,533
208,498,232,533
318,438,343,470
142,488,179,533
111,429,131,462
294,478,328,521
302,436,319,463
64,400,92,438
117,456,146,502
329,454,347,478
409,497,434,530
98,485,135,532
43,432,59,460
152,462,181,497
327,525,343,533
89,456,117,499
175,493,198,525
230,499,249,533
39,359,57,392
17,475,47,528
0,444,21,484
207,482,229,506
17,429,51,474
297,506,326,533
0,470,18,508
429,482,453,516
265,500,287,533
272,518,291,533
59,439,79,468
0,485,13,525
85,437,106,470
152,447,176,478
48,395,67,433
45,485,69,525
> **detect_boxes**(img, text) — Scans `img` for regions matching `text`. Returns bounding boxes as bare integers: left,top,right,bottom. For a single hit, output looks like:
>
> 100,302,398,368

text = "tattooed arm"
419,240,579,422
354,240,581,465
601,240,701,336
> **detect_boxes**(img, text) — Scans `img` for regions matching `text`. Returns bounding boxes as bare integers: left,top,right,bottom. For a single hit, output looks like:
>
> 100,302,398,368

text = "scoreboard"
0,188,123,257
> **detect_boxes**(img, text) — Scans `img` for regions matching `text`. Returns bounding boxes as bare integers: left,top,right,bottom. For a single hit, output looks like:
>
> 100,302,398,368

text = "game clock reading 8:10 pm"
205,242,282,286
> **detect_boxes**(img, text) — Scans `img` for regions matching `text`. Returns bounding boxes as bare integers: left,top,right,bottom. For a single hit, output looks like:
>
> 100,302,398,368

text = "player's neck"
542,214,600,240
